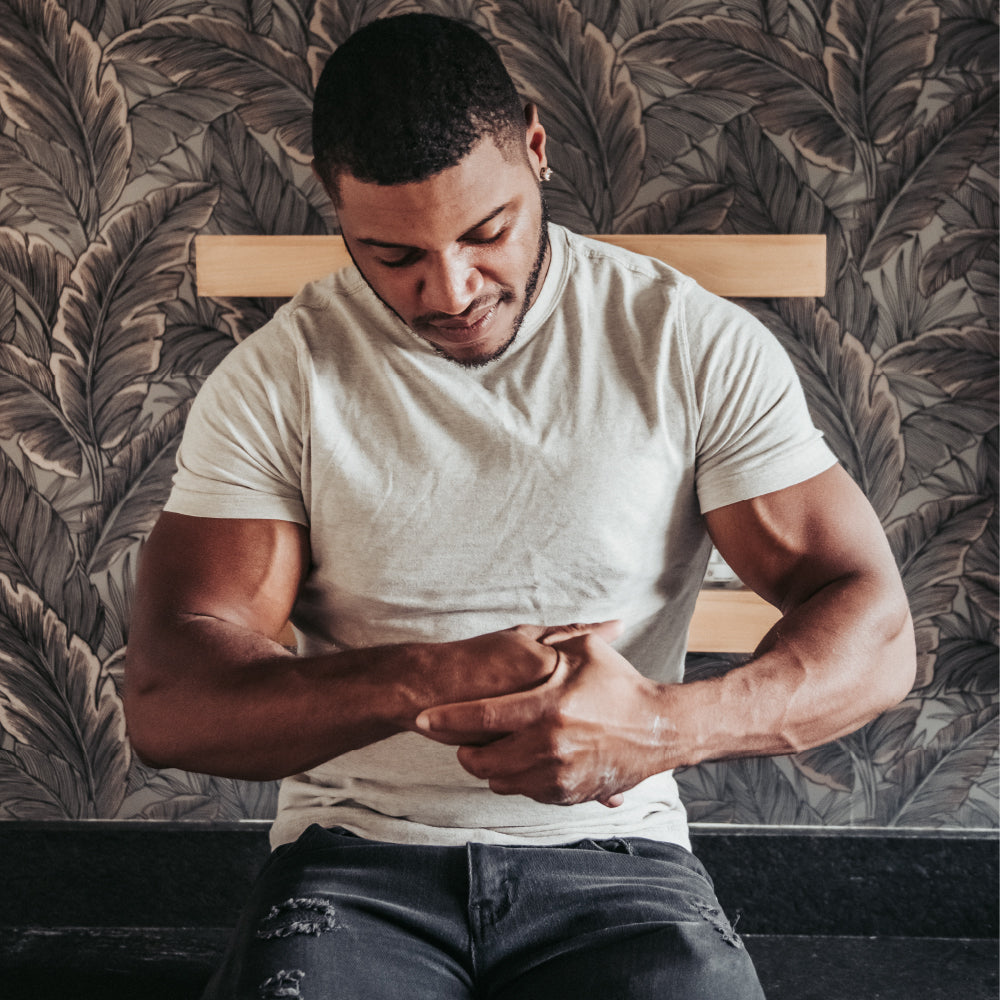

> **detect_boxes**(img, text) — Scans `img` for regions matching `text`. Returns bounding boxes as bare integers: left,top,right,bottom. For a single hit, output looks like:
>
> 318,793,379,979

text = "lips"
426,303,499,343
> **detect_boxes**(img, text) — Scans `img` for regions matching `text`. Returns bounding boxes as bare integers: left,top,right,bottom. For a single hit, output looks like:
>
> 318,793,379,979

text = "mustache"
413,288,516,328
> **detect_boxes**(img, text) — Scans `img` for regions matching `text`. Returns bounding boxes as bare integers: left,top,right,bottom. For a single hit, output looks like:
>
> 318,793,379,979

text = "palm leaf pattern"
0,0,995,829
484,0,647,230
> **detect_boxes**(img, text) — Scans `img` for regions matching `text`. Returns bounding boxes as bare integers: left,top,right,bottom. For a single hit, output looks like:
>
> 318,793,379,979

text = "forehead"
336,138,532,246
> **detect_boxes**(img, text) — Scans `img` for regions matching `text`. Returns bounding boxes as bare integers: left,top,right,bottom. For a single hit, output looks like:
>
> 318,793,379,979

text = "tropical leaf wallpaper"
0,0,996,829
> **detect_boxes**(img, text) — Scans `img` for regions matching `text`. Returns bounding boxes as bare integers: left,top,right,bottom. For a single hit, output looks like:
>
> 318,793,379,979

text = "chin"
436,332,518,368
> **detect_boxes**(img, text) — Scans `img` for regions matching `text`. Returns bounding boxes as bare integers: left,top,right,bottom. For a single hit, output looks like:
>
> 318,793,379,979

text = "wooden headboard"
194,232,826,653
195,233,825,300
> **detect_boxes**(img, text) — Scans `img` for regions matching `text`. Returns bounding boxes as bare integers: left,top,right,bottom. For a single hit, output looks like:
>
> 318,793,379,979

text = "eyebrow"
356,204,509,250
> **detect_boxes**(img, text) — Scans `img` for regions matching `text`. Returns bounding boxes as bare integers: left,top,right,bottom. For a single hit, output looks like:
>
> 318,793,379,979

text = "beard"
349,196,552,370
438,198,551,369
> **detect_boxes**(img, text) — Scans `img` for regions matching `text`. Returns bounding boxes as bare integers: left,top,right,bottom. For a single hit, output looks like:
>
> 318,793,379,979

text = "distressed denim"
202,824,765,999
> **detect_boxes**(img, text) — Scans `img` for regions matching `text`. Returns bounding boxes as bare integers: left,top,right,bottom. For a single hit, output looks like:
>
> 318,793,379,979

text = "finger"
415,725,504,747
538,619,624,645
599,793,625,808
455,739,527,780
415,685,547,737
418,648,566,735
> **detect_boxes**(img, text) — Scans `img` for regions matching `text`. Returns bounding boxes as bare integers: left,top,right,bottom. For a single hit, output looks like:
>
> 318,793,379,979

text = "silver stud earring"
540,166,553,182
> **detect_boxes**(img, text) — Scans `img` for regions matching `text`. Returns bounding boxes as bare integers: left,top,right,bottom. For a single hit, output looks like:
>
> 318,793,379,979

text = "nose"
419,250,484,316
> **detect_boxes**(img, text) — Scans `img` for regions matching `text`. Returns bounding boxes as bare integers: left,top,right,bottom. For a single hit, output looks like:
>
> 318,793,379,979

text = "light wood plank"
195,233,826,299
195,235,354,298
686,590,780,653
587,234,826,297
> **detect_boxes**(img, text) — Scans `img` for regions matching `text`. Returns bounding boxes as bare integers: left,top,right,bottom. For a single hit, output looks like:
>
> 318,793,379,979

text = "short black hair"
312,14,526,195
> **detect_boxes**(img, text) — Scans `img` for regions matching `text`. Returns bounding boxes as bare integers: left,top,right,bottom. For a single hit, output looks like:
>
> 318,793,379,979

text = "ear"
523,103,548,175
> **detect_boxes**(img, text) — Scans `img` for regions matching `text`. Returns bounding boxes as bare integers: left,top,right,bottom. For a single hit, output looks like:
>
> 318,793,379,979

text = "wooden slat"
195,235,354,298
195,233,826,299
686,589,780,653
588,234,826,297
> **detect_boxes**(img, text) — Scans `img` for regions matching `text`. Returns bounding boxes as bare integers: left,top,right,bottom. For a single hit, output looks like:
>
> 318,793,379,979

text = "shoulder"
557,225,688,292
551,224,773,364
208,265,397,384
550,224,693,345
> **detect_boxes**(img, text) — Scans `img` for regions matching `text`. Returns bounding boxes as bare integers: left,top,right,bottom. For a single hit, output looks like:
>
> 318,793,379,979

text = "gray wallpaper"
0,0,996,829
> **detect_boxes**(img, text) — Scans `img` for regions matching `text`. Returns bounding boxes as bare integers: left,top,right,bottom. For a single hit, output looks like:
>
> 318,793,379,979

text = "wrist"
331,640,434,735
647,677,729,770
382,641,436,730
661,656,800,766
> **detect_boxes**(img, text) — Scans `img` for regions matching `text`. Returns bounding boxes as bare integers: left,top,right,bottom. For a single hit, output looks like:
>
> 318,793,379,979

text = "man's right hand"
396,621,625,732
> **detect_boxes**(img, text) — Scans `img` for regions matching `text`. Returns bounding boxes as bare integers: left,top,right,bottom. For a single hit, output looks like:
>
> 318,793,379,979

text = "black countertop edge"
0,818,994,839
0,821,995,937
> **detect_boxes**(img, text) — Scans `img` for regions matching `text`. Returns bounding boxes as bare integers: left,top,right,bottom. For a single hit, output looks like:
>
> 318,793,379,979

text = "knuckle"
544,773,579,805
463,757,488,780
539,729,572,767
546,705,571,732
488,778,516,796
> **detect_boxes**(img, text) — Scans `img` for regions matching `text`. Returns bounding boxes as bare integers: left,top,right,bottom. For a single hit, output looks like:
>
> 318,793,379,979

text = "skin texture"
124,108,916,800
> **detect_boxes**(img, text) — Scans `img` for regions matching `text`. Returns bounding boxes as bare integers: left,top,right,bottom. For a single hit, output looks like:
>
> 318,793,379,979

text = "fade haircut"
312,14,526,197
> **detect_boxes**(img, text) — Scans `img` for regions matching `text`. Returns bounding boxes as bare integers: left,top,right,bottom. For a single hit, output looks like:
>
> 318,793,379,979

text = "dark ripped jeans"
202,824,765,999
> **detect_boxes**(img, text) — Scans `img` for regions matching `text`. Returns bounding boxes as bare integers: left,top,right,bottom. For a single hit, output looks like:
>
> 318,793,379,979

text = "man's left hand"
415,633,672,808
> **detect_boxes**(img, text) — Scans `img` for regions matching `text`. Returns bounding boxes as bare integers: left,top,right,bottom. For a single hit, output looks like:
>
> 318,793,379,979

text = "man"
125,13,916,998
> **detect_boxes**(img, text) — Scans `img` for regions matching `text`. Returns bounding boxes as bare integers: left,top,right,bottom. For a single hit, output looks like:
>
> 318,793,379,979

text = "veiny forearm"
124,611,563,781
419,576,914,806
664,569,916,767
124,613,419,780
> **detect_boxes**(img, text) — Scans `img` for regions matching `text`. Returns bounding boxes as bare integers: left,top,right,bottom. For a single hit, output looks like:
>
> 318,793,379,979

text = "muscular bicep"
704,464,899,614
130,512,309,643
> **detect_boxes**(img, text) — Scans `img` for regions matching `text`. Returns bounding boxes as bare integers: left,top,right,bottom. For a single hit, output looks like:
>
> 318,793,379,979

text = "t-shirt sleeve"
681,282,837,513
164,321,308,525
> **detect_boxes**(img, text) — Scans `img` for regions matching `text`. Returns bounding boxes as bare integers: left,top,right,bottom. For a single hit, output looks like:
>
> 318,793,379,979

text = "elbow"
787,594,916,754
123,687,181,771
123,681,286,781
861,588,917,720
128,737,171,772
122,653,168,768
878,603,918,709
122,654,199,772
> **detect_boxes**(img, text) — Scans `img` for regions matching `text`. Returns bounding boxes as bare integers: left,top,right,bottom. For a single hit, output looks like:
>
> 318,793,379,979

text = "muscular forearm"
124,615,565,781
419,570,915,807
662,569,916,767
125,617,420,779
680,464,918,768
420,467,918,806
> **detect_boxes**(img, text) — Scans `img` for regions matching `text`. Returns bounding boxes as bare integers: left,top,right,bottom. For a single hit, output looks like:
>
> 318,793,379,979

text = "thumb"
538,619,624,646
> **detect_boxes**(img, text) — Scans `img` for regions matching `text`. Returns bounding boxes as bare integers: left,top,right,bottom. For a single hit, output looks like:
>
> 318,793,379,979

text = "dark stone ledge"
0,820,995,938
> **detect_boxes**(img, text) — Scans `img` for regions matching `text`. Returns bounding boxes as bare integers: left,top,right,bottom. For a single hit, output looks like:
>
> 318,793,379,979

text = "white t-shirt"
166,224,835,849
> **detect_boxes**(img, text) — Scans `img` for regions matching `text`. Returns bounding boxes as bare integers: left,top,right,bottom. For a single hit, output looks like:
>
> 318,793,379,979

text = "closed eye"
377,250,421,269
464,228,506,246
377,228,506,268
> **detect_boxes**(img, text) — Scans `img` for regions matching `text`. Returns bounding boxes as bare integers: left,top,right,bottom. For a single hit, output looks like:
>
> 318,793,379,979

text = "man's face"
329,126,551,367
